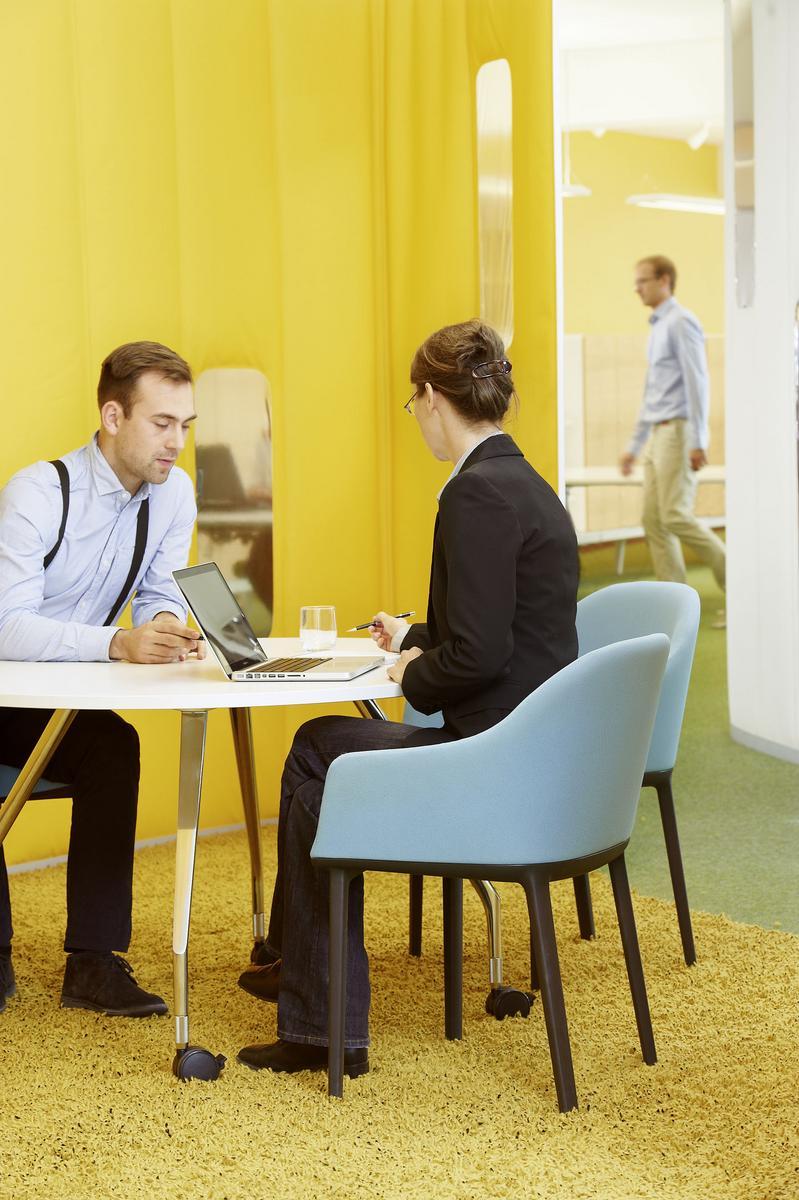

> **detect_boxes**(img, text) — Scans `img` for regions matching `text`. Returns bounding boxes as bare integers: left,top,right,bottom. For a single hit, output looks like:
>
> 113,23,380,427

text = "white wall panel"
725,0,799,763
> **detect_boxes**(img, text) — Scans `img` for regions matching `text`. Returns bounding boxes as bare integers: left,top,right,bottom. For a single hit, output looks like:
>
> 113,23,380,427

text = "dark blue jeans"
265,715,453,1049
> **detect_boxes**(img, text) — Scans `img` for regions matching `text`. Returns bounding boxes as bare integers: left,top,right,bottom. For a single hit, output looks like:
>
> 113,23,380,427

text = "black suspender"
103,500,149,626
43,460,70,569
44,459,150,625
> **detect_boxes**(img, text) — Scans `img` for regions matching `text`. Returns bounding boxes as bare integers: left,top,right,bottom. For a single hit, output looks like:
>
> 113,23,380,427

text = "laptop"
172,562,385,681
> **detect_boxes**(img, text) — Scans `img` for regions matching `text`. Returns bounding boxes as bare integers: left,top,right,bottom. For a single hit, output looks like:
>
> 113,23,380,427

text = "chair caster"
250,940,277,965
172,1046,227,1081
485,986,536,1020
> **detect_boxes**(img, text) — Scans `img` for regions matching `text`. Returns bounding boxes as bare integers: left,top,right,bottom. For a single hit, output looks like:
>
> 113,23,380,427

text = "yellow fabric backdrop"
0,0,555,866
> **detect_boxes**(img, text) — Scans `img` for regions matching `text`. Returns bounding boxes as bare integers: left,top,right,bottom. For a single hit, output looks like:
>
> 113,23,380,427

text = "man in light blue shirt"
620,255,726,605
0,341,203,1020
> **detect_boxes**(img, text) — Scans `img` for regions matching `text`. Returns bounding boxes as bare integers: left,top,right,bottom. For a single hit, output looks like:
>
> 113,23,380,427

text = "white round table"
0,637,400,1079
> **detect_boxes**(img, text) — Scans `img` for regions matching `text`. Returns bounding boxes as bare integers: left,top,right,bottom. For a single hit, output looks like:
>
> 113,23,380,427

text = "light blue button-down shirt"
627,297,710,458
0,436,196,662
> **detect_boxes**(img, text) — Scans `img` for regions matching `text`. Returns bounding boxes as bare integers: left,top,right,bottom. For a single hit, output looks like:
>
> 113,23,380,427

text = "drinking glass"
299,605,337,652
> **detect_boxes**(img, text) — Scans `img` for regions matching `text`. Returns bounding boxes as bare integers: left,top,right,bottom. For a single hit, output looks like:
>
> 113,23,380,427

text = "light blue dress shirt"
0,436,196,662
627,297,710,458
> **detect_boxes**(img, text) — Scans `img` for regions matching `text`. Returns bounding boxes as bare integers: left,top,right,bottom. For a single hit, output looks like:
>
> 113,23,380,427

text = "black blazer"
401,434,579,738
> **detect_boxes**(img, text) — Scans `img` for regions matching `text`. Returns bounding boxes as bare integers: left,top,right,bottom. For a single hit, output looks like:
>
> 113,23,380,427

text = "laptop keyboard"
260,657,330,671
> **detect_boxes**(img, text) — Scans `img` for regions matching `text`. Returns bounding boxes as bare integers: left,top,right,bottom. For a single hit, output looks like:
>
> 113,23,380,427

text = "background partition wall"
725,0,799,763
0,0,556,866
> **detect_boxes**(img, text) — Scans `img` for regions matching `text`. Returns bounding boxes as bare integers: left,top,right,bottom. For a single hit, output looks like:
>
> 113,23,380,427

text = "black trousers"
0,709,140,952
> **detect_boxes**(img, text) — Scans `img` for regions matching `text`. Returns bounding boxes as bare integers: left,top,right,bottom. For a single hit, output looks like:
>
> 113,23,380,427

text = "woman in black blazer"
237,320,579,1078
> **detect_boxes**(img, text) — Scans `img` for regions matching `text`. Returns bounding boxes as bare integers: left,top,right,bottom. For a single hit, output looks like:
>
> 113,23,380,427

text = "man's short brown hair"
97,341,192,416
637,255,677,292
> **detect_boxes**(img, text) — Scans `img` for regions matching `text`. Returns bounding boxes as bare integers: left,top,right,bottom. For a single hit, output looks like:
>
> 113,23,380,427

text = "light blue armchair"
312,634,670,1109
575,581,700,964
0,764,71,859
402,702,533,1019
0,766,67,801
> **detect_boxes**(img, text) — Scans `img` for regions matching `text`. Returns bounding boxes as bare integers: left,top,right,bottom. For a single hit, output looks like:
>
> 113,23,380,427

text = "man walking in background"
620,255,726,623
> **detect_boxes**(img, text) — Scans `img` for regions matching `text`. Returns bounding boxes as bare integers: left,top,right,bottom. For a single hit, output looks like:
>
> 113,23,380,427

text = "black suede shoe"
238,959,281,1003
61,952,167,1017
237,1038,369,1077
0,954,15,1014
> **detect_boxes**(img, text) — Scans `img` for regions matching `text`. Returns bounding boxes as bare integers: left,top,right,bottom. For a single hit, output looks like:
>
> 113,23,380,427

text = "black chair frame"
322,839,657,1111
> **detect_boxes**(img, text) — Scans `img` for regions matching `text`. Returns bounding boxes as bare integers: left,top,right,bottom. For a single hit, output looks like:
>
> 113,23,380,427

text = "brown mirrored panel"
193,368,273,636
477,58,514,348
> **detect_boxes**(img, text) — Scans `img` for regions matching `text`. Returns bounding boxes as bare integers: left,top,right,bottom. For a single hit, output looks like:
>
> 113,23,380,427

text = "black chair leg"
573,874,596,940
328,869,351,1098
409,874,424,957
442,877,463,1040
653,774,696,965
608,854,656,1066
524,873,577,1113
529,921,540,992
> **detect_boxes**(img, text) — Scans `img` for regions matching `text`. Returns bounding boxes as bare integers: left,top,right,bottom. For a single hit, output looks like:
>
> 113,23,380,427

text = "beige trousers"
642,419,726,590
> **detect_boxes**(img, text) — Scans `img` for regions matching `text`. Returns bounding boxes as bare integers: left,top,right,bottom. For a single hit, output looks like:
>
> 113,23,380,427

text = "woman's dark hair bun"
411,320,517,425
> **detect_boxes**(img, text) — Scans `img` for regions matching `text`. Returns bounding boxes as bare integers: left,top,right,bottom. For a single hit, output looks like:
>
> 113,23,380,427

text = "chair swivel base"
250,939,278,966
485,985,536,1020
172,1045,227,1081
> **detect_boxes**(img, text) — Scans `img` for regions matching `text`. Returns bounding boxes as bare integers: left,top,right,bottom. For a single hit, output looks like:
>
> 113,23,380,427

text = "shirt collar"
437,429,504,500
649,296,676,325
89,434,152,503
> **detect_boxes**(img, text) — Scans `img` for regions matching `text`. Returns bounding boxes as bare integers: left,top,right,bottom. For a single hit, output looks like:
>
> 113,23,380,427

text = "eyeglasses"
404,389,419,415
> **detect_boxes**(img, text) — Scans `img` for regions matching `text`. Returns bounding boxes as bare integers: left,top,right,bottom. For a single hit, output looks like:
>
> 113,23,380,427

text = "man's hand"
110,614,205,664
689,449,707,472
619,452,636,477
386,645,423,686
369,610,408,653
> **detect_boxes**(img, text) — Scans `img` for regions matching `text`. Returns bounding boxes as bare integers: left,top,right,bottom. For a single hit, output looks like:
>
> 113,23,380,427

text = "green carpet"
1,828,797,1200
579,548,799,934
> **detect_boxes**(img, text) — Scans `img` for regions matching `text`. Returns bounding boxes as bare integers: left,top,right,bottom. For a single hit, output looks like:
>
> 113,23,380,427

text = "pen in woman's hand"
346,611,415,633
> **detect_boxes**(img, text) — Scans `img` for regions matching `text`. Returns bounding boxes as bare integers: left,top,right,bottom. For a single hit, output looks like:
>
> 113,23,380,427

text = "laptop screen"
173,563,268,674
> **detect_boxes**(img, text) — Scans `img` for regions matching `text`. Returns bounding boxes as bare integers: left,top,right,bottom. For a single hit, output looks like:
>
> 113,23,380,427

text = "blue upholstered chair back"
402,701,444,730
0,765,65,799
576,582,699,773
313,635,669,868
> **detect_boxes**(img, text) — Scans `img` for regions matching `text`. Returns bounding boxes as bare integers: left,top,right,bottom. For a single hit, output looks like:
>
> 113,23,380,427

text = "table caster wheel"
485,986,536,1020
172,1046,227,1081
250,940,278,966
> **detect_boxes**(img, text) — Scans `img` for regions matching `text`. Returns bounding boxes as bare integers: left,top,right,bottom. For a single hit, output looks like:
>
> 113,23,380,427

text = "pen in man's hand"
346,611,415,633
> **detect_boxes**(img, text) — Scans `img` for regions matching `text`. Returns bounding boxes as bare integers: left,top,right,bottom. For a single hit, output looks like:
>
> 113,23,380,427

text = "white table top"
0,638,402,712
565,465,725,487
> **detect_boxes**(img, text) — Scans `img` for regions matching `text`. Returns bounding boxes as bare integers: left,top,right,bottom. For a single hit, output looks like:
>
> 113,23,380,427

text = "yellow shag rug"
1,827,797,1200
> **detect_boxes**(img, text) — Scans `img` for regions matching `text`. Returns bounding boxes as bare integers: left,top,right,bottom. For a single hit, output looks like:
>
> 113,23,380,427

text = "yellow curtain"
0,0,555,864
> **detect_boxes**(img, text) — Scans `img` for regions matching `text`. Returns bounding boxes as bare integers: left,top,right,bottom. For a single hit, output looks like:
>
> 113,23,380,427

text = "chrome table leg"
474,879,535,1019
171,709,225,1081
229,707,268,959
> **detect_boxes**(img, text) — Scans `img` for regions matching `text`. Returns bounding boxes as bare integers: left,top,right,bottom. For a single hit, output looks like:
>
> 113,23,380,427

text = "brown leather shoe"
61,952,167,1017
238,959,281,1002
237,1038,369,1077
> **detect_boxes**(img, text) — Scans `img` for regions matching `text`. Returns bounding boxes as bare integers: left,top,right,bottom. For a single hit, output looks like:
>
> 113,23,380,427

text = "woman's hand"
369,610,409,653
386,645,423,685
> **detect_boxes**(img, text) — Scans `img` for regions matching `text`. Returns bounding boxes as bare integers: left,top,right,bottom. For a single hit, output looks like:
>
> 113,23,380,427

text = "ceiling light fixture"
560,131,592,199
626,192,725,215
